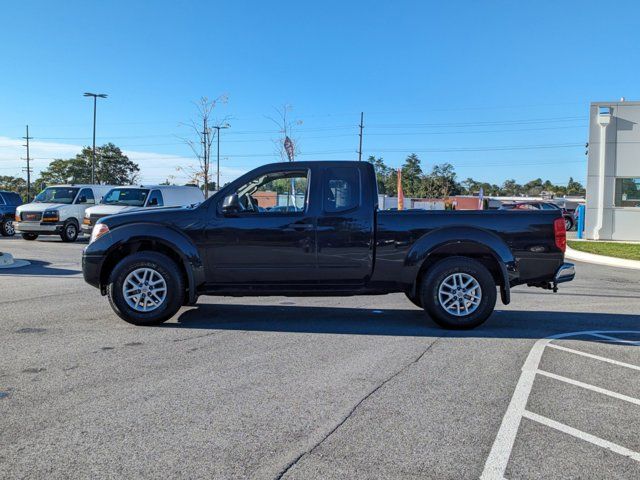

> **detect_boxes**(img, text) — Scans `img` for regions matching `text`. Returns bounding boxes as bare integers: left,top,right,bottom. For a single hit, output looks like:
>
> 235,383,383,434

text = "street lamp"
212,123,230,191
83,92,107,184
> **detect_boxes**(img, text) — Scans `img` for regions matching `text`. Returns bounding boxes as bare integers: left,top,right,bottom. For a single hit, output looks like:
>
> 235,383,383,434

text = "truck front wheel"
107,252,184,326
420,256,496,329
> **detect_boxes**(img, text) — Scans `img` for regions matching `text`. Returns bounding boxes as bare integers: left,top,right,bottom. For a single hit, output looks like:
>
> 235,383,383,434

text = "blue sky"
1,0,639,186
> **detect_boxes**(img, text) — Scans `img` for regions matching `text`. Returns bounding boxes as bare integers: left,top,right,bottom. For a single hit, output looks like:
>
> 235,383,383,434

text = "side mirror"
222,193,240,214
78,196,87,204
148,198,158,206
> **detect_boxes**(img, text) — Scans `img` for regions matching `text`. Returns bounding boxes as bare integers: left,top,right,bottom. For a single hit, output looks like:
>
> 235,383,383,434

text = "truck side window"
323,167,360,213
225,171,309,214
147,190,164,207
76,188,95,204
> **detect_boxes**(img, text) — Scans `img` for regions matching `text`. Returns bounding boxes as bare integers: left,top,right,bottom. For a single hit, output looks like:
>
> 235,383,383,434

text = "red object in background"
397,168,404,211
554,217,567,252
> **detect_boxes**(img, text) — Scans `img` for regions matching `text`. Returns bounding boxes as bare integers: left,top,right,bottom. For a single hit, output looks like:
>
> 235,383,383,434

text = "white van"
81,185,205,234
15,184,116,242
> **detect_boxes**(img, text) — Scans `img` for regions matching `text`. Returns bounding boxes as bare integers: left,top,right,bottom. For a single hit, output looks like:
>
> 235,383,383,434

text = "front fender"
86,222,205,303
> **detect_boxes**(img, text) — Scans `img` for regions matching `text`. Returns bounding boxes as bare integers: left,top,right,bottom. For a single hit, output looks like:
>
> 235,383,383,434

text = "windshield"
101,188,150,207
34,187,79,204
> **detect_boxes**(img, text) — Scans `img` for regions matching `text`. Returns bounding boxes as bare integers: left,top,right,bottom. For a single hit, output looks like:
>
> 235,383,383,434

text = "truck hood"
99,205,199,228
16,203,70,213
85,205,141,217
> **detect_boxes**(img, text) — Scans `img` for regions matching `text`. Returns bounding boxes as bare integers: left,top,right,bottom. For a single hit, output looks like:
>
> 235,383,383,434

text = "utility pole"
357,112,364,161
83,92,107,184
213,123,230,192
22,125,33,201
202,117,209,198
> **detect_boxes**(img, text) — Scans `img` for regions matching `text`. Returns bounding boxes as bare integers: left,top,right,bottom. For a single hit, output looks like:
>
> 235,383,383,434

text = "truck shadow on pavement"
0,260,80,277
168,304,640,338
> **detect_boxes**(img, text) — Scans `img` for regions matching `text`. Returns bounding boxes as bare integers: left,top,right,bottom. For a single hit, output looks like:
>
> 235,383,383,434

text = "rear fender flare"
403,227,514,304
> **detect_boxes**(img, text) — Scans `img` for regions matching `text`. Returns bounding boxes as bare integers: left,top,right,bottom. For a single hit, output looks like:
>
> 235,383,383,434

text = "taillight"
90,223,109,244
554,217,566,252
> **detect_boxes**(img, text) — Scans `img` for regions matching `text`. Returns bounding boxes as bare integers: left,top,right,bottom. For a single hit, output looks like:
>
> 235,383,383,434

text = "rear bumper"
554,262,575,284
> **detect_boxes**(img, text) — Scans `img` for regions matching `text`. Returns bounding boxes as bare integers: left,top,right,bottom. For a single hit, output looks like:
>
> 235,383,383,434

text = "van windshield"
34,187,79,204
102,188,150,207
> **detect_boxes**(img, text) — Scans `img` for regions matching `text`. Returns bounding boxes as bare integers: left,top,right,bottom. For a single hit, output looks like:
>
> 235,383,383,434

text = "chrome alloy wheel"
437,272,482,317
123,267,167,312
5,221,15,235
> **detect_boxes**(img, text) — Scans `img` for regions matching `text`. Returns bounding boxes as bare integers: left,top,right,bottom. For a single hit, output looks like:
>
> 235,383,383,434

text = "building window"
615,178,640,207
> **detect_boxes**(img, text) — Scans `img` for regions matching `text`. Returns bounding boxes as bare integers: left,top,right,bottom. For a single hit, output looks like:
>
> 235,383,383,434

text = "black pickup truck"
82,161,574,329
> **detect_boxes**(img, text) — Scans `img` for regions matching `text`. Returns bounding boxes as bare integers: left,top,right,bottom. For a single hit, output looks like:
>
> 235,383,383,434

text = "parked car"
500,201,576,230
83,161,574,329
15,185,115,242
0,190,23,236
82,185,205,235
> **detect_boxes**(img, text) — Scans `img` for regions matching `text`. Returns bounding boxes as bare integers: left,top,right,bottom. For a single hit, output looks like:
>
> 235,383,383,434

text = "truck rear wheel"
420,256,496,329
22,233,38,241
107,252,184,326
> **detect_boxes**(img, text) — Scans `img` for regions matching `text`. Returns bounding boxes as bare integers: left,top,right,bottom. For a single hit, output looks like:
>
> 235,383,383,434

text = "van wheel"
1,220,15,236
107,252,184,326
60,221,78,242
420,256,496,329
22,233,38,241
405,291,422,308
564,217,574,231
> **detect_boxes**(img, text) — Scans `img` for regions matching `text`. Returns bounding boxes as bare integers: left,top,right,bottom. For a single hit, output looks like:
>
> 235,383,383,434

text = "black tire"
405,291,422,308
1,220,15,237
22,233,38,241
564,216,574,231
60,220,79,242
107,251,184,326
420,256,497,330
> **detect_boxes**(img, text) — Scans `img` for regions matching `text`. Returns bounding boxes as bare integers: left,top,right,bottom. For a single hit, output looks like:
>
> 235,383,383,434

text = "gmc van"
81,185,205,234
15,185,116,242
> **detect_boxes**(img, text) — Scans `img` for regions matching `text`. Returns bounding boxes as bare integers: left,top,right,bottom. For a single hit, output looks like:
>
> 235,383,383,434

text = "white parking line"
522,411,640,462
481,330,640,480
547,344,640,371
536,369,640,406
587,332,640,346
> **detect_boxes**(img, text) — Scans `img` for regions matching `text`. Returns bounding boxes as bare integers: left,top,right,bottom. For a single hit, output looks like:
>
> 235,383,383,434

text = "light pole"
212,123,230,191
83,92,107,184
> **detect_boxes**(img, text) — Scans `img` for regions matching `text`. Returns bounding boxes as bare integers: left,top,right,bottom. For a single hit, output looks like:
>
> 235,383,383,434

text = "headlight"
15,213,20,222
90,223,109,244
42,210,59,222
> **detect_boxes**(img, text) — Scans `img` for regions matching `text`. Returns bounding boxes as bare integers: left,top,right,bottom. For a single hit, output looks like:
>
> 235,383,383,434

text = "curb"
566,246,640,270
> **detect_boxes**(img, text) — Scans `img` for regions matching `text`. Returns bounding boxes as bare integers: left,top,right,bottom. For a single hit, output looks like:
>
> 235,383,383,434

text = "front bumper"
14,221,63,234
554,262,575,284
82,253,102,289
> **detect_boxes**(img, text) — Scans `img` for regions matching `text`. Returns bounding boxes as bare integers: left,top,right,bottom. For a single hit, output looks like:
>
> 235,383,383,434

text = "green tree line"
368,154,585,198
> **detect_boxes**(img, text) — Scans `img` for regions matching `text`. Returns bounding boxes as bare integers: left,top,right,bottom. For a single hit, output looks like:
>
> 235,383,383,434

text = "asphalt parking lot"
1,236,639,479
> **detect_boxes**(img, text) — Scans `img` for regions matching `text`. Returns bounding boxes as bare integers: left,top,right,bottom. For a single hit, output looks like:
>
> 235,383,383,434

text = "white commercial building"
585,101,640,241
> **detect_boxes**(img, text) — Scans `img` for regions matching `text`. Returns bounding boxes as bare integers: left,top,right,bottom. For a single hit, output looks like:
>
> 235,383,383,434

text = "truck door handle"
285,222,314,231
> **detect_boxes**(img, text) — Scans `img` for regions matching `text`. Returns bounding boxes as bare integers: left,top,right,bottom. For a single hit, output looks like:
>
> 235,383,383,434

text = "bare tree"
266,104,303,162
178,95,229,198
